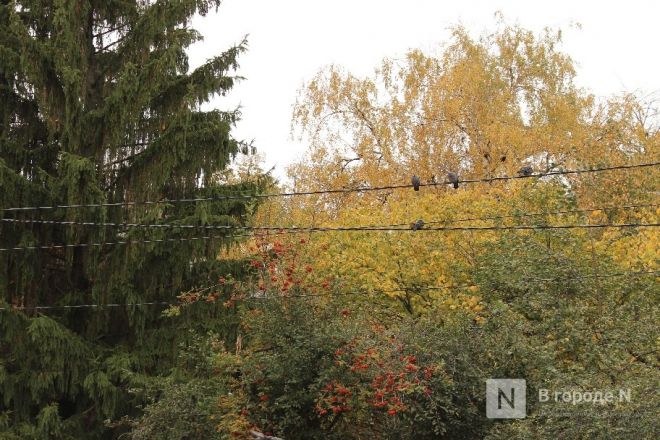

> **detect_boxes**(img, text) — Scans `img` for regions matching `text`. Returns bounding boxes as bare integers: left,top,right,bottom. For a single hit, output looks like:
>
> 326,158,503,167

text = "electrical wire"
1,301,175,311
2,162,658,212
1,222,658,252
421,203,660,227
1,270,656,311
0,233,249,252
0,283,222,311
2,203,657,231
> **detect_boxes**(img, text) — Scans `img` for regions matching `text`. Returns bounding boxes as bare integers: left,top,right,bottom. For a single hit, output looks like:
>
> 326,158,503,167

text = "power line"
2,203,657,231
528,271,660,282
0,233,249,252
2,301,175,311
2,162,658,212
2,270,656,311
0,286,459,311
1,223,658,252
0,283,222,311
422,203,660,226
358,203,660,229
0,285,469,311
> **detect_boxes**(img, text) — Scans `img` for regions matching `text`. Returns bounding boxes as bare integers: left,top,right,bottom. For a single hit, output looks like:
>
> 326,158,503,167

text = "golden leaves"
252,22,660,314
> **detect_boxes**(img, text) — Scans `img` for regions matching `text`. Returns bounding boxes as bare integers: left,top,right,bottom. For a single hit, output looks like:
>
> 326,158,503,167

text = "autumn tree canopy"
214,25,658,437
259,24,659,313
291,25,657,199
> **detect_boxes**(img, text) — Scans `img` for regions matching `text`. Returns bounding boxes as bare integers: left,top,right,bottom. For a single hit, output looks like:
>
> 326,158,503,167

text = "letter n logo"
486,379,526,419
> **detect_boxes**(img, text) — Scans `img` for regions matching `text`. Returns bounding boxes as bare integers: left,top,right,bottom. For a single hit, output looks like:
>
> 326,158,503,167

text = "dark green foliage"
475,233,660,439
126,331,226,440
0,1,260,437
216,298,533,439
214,231,658,439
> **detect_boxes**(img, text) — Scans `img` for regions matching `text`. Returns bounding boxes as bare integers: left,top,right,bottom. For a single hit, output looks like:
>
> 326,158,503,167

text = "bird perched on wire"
517,165,534,177
447,172,459,189
411,219,425,231
411,175,421,191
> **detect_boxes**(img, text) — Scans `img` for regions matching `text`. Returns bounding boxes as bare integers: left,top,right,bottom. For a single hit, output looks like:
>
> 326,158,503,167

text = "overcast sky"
188,0,660,181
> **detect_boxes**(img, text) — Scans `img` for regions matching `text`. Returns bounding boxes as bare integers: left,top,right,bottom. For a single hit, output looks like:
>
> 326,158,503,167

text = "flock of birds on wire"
411,165,550,230
412,165,533,191
0,162,658,249
1,162,658,310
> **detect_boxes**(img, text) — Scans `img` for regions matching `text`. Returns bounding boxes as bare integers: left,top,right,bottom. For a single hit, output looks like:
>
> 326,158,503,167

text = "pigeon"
517,166,533,177
411,219,425,231
447,172,459,189
411,175,421,191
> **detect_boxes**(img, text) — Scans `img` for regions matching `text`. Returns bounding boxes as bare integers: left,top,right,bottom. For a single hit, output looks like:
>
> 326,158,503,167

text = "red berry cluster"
316,382,353,416
328,336,436,418
248,233,334,296
369,355,434,415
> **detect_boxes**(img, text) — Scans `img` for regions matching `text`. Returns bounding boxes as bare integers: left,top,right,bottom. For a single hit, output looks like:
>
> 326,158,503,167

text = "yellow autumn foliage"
246,23,658,314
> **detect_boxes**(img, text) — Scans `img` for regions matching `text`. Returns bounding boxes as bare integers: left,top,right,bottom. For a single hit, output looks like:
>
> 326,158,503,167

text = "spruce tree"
0,1,258,437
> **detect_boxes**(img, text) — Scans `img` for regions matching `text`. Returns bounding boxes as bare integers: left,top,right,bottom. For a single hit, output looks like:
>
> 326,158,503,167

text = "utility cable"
2,270,656,311
2,203,657,231
1,222,658,252
2,162,657,212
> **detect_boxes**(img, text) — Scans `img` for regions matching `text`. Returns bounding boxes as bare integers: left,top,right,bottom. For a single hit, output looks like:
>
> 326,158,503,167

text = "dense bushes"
198,230,658,439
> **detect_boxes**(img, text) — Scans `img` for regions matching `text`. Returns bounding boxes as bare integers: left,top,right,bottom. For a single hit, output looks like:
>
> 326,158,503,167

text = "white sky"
188,0,660,181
